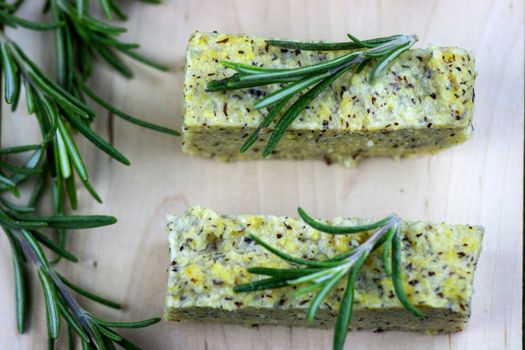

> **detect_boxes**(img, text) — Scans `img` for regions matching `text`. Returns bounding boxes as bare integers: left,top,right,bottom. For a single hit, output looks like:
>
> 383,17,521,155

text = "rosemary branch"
1,1,173,348
0,1,178,265
207,33,418,156
235,208,424,350
4,223,160,349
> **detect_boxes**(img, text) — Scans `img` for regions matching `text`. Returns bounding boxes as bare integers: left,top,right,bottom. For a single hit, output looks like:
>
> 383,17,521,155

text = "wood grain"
0,0,523,349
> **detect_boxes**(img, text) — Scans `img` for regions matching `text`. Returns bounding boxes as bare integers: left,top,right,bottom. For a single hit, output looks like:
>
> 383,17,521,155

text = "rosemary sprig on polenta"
235,207,423,350
207,34,418,156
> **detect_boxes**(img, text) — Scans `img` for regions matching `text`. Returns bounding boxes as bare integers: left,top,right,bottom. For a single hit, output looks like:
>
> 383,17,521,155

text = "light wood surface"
1,0,523,349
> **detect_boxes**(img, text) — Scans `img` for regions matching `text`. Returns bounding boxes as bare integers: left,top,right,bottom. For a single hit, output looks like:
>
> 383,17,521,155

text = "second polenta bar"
182,32,476,167
165,206,483,334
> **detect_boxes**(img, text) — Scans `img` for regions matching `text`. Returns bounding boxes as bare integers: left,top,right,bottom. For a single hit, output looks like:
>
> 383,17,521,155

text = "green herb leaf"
307,268,346,321
0,160,41,175
67,325,75,350
54,129,72,180
79,79,179,136
31,230,78,262
369,38,415,82
333,253,366,350
109,1,128,20
98,0,113,19
391,227,424,318
38,268,61,339
265,39,361,51
24,79,37,113
65,113,130,165
58,274,121,309
254,72,329,110
0,42,20,104
234,277,291,292
247,233,342,268
298,207,393,234
240,96,290,153
382,226,396,276
89,314,161,328
266,34,402,51
97,46,133,78
57,118,88,180
346,33,377,48
5,229,28,333
77,0,88,18
98,325,122,341
0,144,41,154
27,170,47,208
80,177,103,203
118,47,170,71
65,172,78,210
0,174,20,197
0,12,63,30
247,266,323,279
21,214,117,229
8,149,43,187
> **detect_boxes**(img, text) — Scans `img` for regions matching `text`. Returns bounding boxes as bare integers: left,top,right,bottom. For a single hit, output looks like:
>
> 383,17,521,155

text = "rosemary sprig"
207,34,418,156
50,0,172,83
1,1,173,348
235,208,424,350
0,4,177,201
0,0,178,255
3,222,160,349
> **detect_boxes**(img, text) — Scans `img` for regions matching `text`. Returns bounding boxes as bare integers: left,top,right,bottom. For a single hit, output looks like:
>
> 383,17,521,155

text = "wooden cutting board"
1,0,523,349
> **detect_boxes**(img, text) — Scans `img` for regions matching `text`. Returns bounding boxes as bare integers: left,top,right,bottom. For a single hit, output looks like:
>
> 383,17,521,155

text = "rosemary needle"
208,33,418,156
235,208,423,350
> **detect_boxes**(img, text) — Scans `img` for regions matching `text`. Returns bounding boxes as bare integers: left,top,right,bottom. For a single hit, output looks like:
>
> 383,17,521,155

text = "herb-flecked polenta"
165,206,483,334
182,32,476,167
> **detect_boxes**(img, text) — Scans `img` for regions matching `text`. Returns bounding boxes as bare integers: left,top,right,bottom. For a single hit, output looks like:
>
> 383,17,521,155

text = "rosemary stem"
11,229,41,268
349,216,399,255
308,217,398,283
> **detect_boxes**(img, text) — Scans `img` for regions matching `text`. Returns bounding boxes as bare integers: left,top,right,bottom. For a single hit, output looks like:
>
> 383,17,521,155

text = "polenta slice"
165,206,483,334
182,32,476,167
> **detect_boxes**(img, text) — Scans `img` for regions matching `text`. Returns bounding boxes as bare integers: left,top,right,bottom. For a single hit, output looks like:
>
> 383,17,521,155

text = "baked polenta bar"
182,32,476,167
165,206,483,334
